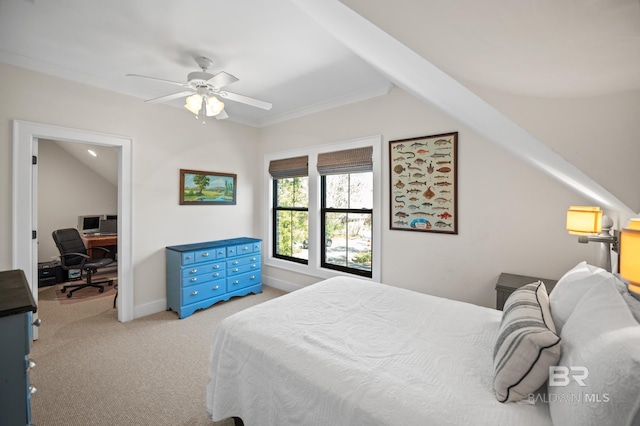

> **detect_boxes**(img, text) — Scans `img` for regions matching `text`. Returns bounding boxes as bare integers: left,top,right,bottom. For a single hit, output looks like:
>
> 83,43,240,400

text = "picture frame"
179,169,237,205
389,132,458,234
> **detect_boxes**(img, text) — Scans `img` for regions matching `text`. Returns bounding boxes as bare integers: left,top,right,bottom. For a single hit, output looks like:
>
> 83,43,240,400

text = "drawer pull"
250,276,256,280
190,277,197,282
190,269,198,274
201,252,210,257
212,285,219,290
250,257,256,261
191,291,198,296
213,273,219,277
213,265,219,269
233,280,239,285
232,268,239,273
29,386,37,395
242,246,249,251
218,250,224,255
185,256,192,260
33,318,42,327
232,261,239,265
28,359,36,370
250,264,256,268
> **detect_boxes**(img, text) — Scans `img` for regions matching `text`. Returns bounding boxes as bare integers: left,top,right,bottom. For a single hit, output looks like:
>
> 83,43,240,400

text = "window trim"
264,135,382,282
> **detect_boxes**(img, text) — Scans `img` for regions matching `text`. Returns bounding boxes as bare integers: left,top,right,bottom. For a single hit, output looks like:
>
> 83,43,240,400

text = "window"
273,177,308,263
321,172,373,277
266,136,381,282
269,156,309,264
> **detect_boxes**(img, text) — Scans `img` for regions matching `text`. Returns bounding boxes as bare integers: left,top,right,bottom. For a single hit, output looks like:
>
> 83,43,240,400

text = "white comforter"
206,276,551,426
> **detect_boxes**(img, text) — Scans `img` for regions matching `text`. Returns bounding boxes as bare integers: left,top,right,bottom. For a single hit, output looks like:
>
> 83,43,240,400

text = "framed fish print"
389,132,458,234
179,169,237,205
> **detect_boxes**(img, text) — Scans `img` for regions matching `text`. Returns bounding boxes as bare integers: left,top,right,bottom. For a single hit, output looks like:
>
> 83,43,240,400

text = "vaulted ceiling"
1,0,638,128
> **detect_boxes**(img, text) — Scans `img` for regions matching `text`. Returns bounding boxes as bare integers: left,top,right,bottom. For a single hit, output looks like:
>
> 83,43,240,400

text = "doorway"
12,120,133,333
38,139,119,310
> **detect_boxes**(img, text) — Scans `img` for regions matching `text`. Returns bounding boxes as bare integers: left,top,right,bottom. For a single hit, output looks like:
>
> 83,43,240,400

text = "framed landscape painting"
389,132,458,234
179,169,237,205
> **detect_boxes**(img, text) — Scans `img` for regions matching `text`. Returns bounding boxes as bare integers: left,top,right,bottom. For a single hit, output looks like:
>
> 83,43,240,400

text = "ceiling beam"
291,0,636,217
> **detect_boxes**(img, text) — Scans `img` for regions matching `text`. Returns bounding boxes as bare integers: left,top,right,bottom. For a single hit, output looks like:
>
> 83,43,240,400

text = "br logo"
548,366,589,387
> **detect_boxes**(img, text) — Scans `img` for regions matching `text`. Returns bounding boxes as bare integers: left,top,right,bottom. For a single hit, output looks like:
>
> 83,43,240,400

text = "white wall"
466,83,640,218
0,62,260,313
258,87,603,308
37,140,117,262
1,60,636,314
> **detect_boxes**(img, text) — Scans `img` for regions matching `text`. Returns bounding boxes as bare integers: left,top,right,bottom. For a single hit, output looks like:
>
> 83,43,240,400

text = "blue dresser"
166,237,262,319
0,269,38,426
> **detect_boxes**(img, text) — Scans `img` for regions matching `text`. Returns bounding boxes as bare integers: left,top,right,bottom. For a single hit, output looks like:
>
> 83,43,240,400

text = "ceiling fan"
127,56,272,121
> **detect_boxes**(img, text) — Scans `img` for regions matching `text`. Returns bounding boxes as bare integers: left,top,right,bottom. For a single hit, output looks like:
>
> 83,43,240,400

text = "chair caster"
66,293,72,298
99,287,104,293
61,288,66,293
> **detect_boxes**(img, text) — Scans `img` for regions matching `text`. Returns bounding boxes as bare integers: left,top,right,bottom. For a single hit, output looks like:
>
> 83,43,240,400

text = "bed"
206,263,640,426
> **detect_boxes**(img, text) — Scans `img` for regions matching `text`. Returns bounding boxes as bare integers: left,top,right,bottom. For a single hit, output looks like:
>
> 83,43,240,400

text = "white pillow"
549,279,640,426
493,281,561,402
549,261,616,333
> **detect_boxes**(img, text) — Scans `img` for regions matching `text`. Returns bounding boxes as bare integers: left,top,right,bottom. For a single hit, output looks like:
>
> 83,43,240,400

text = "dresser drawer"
181,262,225,278
181,270,226,287
235,243,254,256
182,281,226,305
228,262,260,276
181,252,196,265
227,271,260,291
194,248,216,263
226,255,261,268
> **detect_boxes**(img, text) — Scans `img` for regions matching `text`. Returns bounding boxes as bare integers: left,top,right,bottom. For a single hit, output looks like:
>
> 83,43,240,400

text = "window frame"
320,173,373,278
272,177,309,265
265,135,382,282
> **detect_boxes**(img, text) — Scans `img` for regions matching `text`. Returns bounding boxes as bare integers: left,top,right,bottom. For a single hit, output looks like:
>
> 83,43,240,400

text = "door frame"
12,120,134,323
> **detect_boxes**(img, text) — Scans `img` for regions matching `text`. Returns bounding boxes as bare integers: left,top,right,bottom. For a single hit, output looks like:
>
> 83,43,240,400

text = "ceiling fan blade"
215,110,229,120
126,74,187,87
207,71,239,89
145,91,193,104
218,91,272,110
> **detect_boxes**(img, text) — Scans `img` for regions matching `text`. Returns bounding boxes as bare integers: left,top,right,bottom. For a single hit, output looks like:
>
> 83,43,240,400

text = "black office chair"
52,228,114,298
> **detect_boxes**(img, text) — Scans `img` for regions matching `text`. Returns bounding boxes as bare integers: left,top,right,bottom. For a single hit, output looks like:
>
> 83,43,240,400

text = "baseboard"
262,275,305,293
133,277,300,319
134,298,167,319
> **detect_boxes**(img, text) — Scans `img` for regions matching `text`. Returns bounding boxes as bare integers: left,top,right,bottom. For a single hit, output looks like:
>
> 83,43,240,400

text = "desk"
81,234,118,259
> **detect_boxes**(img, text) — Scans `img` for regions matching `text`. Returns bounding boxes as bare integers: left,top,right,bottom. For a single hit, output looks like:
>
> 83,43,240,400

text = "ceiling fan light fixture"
184,94,203,115
205,96,225,116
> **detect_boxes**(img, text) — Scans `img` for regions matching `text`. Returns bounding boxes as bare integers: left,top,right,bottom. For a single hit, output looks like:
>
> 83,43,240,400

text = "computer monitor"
105,214,117,220
77,215,103,234
99,219,117,235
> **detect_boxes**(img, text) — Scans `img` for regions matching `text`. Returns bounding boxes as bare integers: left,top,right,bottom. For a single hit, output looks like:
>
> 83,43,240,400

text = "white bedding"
206,276,552,425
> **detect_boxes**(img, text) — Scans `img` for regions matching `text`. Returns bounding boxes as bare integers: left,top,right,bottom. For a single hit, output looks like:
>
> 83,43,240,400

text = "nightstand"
495,272,558,310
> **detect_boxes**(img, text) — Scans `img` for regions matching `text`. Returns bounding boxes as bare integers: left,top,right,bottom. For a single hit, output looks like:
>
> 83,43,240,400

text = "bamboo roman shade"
268,156,309,179
317,146,373,175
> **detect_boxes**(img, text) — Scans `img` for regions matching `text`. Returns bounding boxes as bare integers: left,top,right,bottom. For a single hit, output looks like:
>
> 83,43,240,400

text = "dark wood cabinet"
495,272,558,310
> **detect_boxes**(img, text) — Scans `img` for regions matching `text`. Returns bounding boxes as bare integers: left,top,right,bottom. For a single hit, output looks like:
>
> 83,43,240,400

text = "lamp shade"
205,96,224,116
184,94,203,115
566,206,603,235
620,218,640,294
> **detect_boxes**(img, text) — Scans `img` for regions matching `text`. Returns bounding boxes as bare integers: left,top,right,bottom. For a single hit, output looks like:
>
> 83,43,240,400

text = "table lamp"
620,218,640,299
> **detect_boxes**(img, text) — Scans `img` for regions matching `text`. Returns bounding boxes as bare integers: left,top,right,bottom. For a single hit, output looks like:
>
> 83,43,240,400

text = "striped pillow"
493,281,561,402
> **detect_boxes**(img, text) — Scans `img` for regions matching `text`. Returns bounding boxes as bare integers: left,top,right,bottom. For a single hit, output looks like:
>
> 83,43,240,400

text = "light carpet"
31,284,286,425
